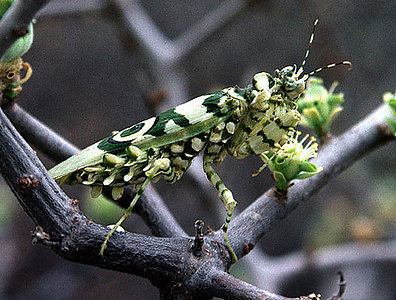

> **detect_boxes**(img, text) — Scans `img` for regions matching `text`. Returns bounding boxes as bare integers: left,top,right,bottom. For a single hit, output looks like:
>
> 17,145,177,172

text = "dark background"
1,0,395,299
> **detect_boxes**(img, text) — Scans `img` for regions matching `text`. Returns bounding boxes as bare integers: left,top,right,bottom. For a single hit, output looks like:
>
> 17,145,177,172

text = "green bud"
383,91,396,136
0,0,34,62
298,77,344,138
1,23,33,62
260,132,322,191
0,0,34,100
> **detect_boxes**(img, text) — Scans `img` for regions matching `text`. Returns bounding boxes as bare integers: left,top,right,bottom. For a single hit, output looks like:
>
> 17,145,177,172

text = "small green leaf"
383,92,396,136
299,161,319,173
272,171,288,191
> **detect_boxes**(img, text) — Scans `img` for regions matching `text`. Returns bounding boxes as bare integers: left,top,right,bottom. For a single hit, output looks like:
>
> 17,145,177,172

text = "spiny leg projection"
203,151,238,262
99,158,172,255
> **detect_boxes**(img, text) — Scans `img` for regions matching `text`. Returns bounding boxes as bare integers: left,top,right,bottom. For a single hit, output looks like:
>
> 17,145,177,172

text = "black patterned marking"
120,122,144,137
183,134,208,156
98,135,131,152
98,120,154,152
202,91,228,117
146,109,191,137
257,131,276,147
240,123,252,134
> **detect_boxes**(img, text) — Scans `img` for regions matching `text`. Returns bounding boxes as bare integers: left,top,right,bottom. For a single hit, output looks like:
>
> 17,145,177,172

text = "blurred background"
1,0,396,299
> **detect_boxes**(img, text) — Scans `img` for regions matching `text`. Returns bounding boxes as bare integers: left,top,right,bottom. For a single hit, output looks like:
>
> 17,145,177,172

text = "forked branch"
0,100,393,299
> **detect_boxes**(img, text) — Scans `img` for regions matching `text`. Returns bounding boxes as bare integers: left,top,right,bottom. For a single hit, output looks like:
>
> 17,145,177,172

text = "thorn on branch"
31,226,59,247
328,271,346,300
17,174,39,193
243,241,255,255
205,225,213,235
192,219,204,257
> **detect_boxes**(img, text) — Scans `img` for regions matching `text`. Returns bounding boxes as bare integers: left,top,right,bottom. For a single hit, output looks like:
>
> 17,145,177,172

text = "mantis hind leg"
203,155,238,263
99,158,171,256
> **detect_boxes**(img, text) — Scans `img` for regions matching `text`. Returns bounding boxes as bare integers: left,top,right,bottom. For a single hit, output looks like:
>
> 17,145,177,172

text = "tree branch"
0,106,224,290
3,103,79,161
113,0,250,64
200,269,297,300
0,102,335,299
2,103,186,238
250,240,396,293
0,0,51,59
4,100,394,266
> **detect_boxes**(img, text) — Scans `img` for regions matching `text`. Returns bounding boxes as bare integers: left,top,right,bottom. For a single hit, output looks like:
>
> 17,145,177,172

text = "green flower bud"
0,0,34,100
298,77,344,138
1,23,33,62
383,91,396,136
0,0,34,62
259,132,322,191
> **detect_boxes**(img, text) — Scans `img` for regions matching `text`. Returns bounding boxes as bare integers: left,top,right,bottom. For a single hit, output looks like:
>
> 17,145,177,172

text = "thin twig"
114,0,250,64
37,0,104,18
3,104,79,161
198,269,297,300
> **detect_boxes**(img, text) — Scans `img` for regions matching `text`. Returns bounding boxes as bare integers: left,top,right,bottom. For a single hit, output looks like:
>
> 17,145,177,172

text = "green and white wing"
97,91,236,152
49,90,236,183
49,142,105,182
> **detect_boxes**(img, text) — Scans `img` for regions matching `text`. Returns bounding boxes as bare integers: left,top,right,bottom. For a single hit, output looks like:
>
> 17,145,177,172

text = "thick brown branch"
0,104,320,300
0,107,222,290
203,269,297,300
